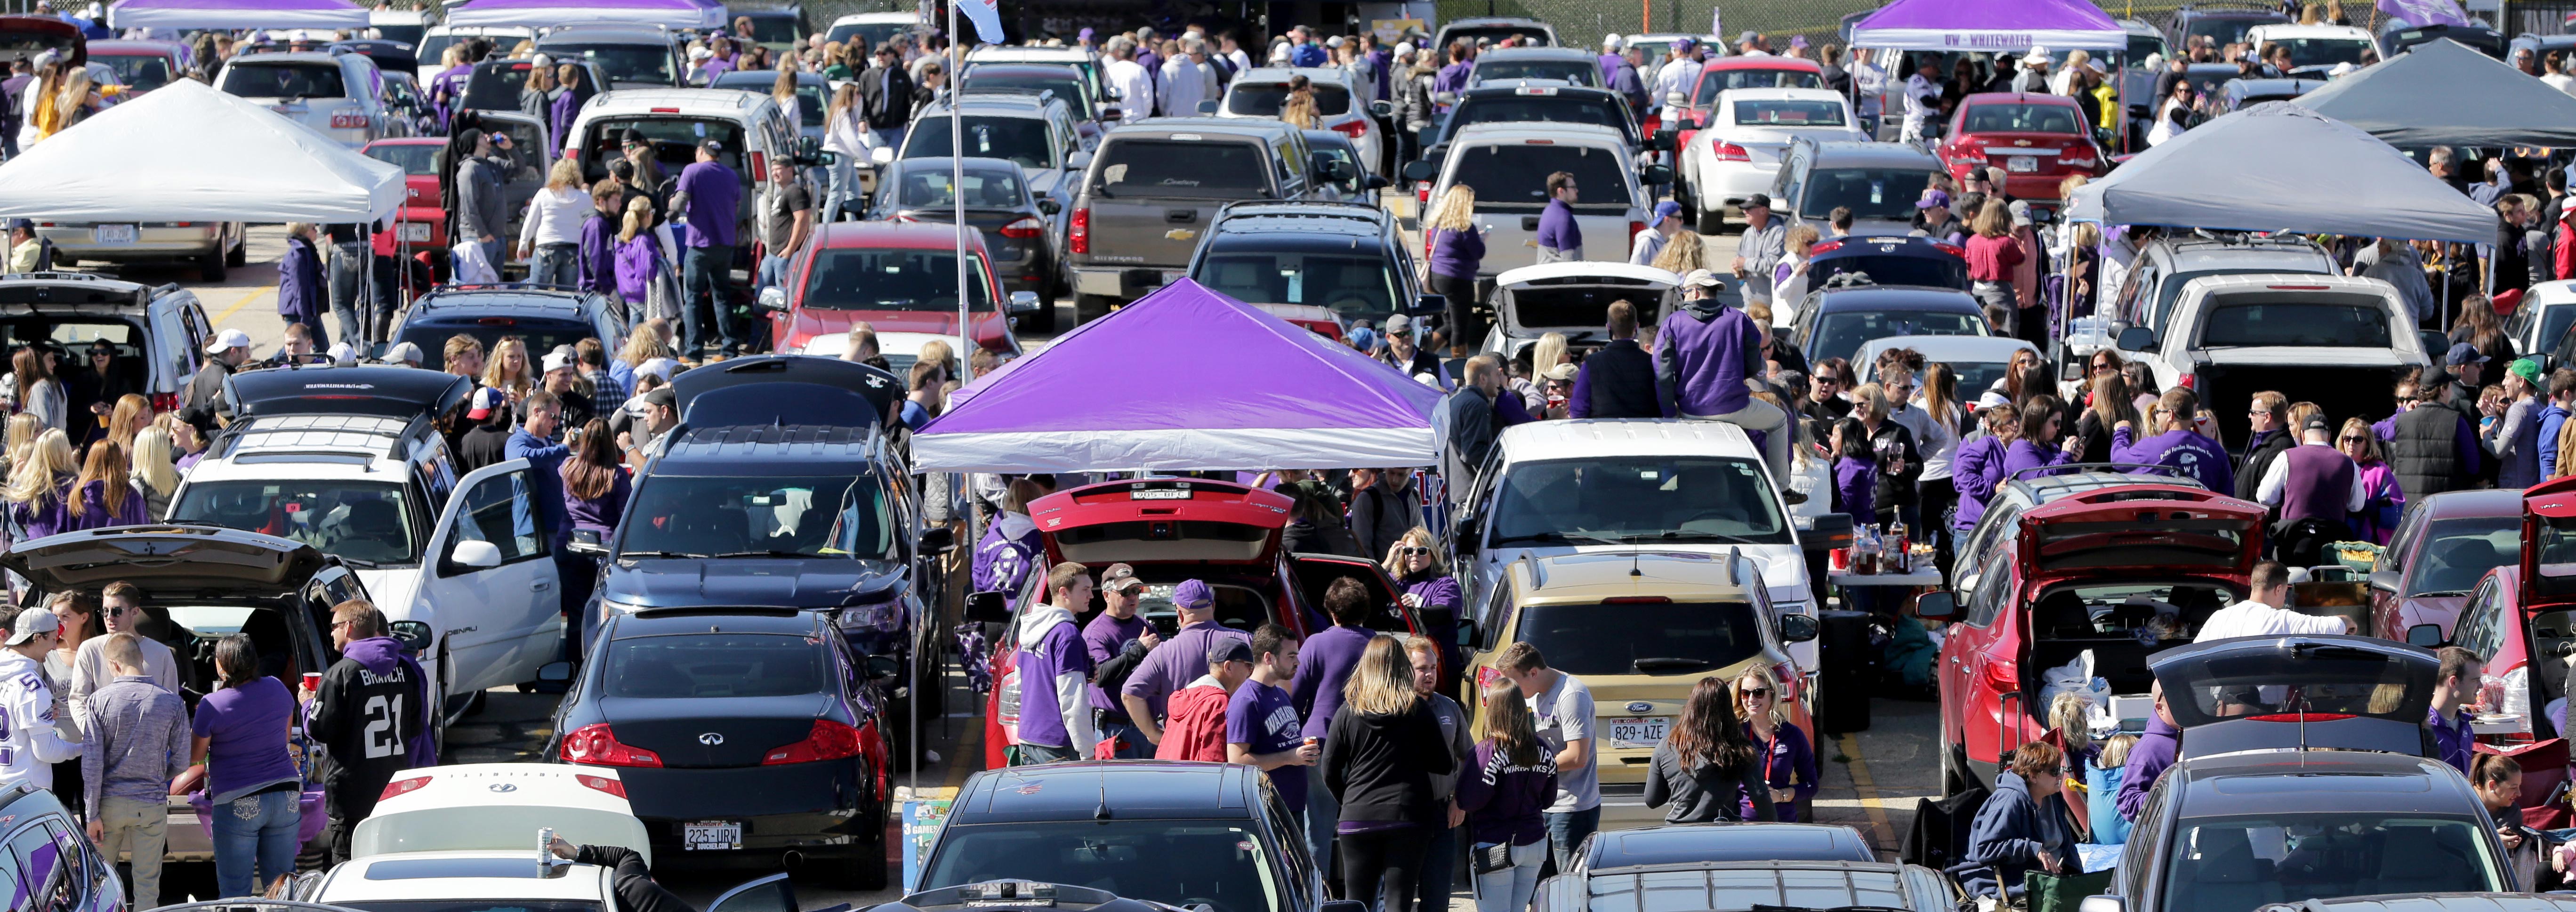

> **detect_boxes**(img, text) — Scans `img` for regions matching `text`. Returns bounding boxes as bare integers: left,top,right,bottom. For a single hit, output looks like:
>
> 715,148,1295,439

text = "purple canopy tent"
1849,0,2125,52
108,0,366,30
2378,0,2471,28
443,0,722,29
911,280,1445,473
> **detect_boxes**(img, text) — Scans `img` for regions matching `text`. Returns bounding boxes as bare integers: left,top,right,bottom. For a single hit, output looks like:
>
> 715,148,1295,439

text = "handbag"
1473,841,1513,875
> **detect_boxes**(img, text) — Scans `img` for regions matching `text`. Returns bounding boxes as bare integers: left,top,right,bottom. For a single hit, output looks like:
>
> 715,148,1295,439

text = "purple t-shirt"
1083,611,1149,713
1121,621,1249,722
676,160,742,249
1225,678,1304,808
1291,624,1375,739
191,677,302,803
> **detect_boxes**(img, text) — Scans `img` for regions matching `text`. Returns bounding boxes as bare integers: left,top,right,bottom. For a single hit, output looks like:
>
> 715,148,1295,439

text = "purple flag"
2377,0,2471,28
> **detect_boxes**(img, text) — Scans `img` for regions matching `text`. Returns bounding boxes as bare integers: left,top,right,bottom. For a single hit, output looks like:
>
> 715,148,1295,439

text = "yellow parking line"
213,285,277,325
1839,732,1900,855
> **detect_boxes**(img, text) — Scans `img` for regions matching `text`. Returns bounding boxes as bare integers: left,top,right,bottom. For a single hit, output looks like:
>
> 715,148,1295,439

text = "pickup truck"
1403,122,1668,279
1064,117,1335,324
2112,273,2433,449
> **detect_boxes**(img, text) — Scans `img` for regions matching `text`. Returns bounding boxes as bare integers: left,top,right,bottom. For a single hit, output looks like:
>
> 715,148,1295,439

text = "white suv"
214,48,395,149
1219,66,1387,175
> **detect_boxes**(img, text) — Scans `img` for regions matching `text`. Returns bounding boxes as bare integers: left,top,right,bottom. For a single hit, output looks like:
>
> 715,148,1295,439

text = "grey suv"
1184,201,1437,335
1773,139,1945,238
1065,117,1330,324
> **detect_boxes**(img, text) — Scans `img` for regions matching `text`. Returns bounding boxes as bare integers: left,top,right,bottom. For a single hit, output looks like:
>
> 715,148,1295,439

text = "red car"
765,221,1026,359
1921,484,2263,794
2366,489,2523,641
2417,476,2576,826
1937,93,2106,205
85,40,187,93
1674,56,1823,162
970,477,1418,769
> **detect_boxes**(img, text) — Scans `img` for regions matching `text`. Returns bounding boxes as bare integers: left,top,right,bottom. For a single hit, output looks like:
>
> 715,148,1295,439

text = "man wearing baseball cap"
2488,357,2546,490
669,137,744,358
1121,579,1248,749
181,328,256,435
1732,194,1787,305
1085,564,1160,758
1152,637,1256,763
1658,268,1800,501
1630,200,1685,267
0,608,78,790
2386,365,2483,500
457,387,514,473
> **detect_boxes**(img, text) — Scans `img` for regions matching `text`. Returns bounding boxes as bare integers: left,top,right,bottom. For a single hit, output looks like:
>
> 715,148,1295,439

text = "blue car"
1787,283,1992,368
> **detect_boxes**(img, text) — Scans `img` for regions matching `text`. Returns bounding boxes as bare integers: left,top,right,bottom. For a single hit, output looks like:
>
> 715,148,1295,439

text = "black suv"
1183,201,1440,339
1422,81,1642,163
385,283,628,369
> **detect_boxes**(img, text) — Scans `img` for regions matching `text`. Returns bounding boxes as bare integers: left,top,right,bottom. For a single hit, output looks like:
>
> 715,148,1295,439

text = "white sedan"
1682,87,1867,225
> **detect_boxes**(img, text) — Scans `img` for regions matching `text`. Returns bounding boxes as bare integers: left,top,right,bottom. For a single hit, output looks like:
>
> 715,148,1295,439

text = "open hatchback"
2150,635,2439,759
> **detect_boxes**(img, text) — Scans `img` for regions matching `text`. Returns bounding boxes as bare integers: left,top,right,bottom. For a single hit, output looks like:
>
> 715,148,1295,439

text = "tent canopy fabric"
110,0,366,29
2064,101,2494,243
2377,0,2472,27
2291,39,2576,148
0,79,402,223
1849,0,2125,52
912,280,1446,473
443,0,722,29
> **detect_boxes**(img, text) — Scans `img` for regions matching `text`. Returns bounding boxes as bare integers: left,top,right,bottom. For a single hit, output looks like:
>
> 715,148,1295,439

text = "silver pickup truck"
1064,117,1339,324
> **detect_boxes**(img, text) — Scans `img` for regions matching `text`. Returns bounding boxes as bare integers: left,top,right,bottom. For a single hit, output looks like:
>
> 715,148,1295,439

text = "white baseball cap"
1682,268,1724,288
384,341,424,365
541,350,573,374
7,608,57,646
636,357,680,384
204,328,252,355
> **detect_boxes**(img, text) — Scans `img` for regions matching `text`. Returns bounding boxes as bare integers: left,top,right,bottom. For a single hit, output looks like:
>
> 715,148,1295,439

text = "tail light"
1771,661,1801,704
764,719,865,765
573,774,627,798
1416,181,1431,203
1330,118,1369,138
1627,220,1645,240
379,775,431,801
151,392,179,414
998,216,1046,239
750,151,768,180
1069,207,1089,255
1810,240,1843,255
1714,142,1749,162
2246,712,2359,723
1932,242,1966,258
561,723,664,767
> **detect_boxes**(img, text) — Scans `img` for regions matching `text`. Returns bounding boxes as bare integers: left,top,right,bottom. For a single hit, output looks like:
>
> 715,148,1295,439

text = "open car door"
709,872,801,912
413,458,562,697
2149,634,2441,759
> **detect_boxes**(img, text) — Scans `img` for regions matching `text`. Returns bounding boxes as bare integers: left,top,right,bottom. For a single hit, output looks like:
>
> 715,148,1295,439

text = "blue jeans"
328,242,370,349
212,787,300,898
1543,806,1599,875
1304,764,1340,875
1100,720,1149,759
1471,840,1546,912
871,127,905,151
758,253,790,293
681,245,739,355
1417,823,1457,912
532,242,579,287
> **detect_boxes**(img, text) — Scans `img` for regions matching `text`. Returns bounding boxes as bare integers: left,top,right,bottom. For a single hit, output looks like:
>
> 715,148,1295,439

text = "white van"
565,88,803,269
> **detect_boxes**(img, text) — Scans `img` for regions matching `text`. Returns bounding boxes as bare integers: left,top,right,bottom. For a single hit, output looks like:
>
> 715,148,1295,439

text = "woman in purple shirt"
63,441,144,531
5,428,76,542
189,635,302,898
561,420,628,652
1997,394,2078,481
1733,668,1819,821
1424,186,1486,354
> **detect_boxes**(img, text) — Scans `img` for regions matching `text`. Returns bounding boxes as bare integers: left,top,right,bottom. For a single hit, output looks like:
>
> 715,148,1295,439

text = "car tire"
1940,742,1966,799
1074,293,1116,324
197,250,227,283
1696,201,1726,235
825,808,890,890
225,227,247,267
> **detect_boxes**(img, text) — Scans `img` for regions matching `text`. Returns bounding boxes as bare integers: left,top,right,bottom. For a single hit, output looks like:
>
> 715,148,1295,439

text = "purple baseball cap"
1173,579,1215,609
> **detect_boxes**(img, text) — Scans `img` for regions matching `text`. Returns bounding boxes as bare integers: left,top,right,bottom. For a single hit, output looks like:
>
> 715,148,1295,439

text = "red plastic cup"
301,672,322,692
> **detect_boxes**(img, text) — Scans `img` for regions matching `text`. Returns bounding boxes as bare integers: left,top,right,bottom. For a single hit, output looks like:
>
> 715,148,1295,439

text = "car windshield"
2275,38,2371,67
738,15,803,45
1811,308,1985,363
620,474,893,559
960,73,1094,118
171,480,419,567
1809,252,1968,290
1489,456,1792,547
1197,252,1400,318
602,632,825,698
1474,60,1597,86
2542,307,2576,357
1520,600,1764,676
801,250,994,311
337,903,604,912
545,43,670,86
462,65,536,112
924,821,1280,912
1450,144,1633,207
893,168,1025,209
1446,96,1632,143
827,23,907,52
2161,815,2501,908
2128,34,2171,65
1093,139,1270,198
96,53,172,90
366,144,439,176
1963,104,2083,134
903,115,1055,170
1226,83,1354,116
1798,167,1940,220
220,62,346,98
711,73,825,126
2188,16,2279,48
2199,300,2391,348
394,324,598,372
1691,68,1823,105
1733,98,1844,126
2407,516,2519,597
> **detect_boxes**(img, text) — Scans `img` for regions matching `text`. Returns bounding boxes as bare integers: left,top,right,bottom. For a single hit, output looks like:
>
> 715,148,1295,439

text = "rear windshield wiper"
619,549,710,559
333,556,383,568
713,549,821,559
1632,657,1719,673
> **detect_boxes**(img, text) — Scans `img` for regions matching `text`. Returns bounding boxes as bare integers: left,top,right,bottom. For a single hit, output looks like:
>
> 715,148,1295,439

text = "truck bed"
2198,362,2414,453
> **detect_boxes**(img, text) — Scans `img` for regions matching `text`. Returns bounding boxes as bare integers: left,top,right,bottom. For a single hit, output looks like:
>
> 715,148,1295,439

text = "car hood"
1481,541,1811,605
602,557,906,609
357,565,426,626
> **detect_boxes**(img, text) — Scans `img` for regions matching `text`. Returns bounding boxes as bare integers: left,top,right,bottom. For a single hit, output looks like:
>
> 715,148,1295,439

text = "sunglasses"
1400,546,1432,556
2340,435,2369,444
1741,688,1772,698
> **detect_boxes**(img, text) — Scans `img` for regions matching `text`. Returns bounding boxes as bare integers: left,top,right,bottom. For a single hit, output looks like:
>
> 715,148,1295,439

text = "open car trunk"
671,354,901,429
2021,578,2246,734
1031,477,1291,570
2150,635,2440,759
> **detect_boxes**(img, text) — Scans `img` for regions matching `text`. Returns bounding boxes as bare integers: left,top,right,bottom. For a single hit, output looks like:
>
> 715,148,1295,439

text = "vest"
2389,405,2465,501
1582,339,1658,419
2276,444,2356,530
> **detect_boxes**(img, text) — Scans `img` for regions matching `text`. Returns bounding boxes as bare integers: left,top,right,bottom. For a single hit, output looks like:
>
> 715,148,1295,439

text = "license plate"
2007,155,2039,173
401,222,430,242
683,821,741,850
1159,269,1185,286
92,224,135,244
1606,716,1670,748
1131,489,1191,500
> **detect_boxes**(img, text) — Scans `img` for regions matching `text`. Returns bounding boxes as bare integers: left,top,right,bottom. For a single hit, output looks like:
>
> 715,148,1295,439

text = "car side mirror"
758,287,789,312
1400,159,1438,182
388,620,432,653
1456,618,1477,646
1640,164,1673,186
1196,99,1218,114
2115,325,2157,352
537,661,575,683
568,529,608,557
1365,174,1389,190
1778,613,1819,643
1007,291,1041,314
919,525,957,554
1066,150,1092,170
2407,623,2445,648
869,146,895,166
2419,329,2450,360
1412,293,1447,316
1916,591,1957,620
1037,198,1062,215
2368,570,2402,594
451,539,502,570
1648,129,1676,151
965,590,1010,624
1369,99,1392,117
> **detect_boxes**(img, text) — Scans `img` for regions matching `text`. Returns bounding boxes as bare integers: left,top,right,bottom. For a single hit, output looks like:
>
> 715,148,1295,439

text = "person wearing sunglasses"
2253,414,2366,568
1379,527,1460,693
1731,668,1814,822
2339,417,2403,546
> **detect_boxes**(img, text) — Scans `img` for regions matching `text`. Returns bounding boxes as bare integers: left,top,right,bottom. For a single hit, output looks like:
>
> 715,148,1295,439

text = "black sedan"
545,606,894,888
866,155,1063,308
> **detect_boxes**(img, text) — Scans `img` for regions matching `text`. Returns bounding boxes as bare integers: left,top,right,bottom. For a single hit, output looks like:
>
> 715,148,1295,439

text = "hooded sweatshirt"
1963,769,2081,899
1153,674,1232,763
2115,713,2180,820
1950,434,2010,533
971,511,1041,595
1456,739,1556,846
2110,425,2234,494
310,635,435,819
1998,438,2073,484
1656,296,1763,419
1012,603,1095,751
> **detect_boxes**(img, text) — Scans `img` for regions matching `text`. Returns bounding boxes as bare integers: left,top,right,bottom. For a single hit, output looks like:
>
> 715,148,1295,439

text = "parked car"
1624,33,1723,75
1408,122,1663,276
2113,273,2429,450
1065,118,1320,323
2213,77,2329,115
0,272,209,415
216,48,396,149
2168,2,2293,51
1300,128,1381,202
2367,489,2524,640
961,44,1108,112
1773,139,1946,239
728,4,806,55
958,62,1108,135
1534,859,1959,912
1184,201,1429,339
921,762,1327,912
1922,483,2262,794
1787,282,1989,367
32,215,245,282
1799,235,1969,314
864,156,1063,308
1220,67,1387,176
1433,16,1558,50
891,93,1087,296
415,24,533,83
1673,56,1826,168
1945,465,2210,601
765,220,1034,355
536,23,684,89
2382,21,2506,57
2104,232,2339,337
0,782,123,912
713,68,829,143
2246,23,2380,76
827,12,929,60
1680,87,1865,227
362,136,451,255
1481,262,1680,361
2439,563,2557,751
385,283,626,369
1422,82,1644,169
1470,46,1602,87
1569,822,1876,875
461,57,613,123
85,39,185,92
568,88,802,274
2512,280,2576,360
1936,92,2106,207
546,607,892,886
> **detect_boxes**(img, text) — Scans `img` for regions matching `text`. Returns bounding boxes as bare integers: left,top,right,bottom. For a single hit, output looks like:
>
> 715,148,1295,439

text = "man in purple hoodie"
576,181,621,294
1657,269,1797,500
1011,562,1096,765
2110,387,2233,494
1120,580,1247,747
2114,681,2181,821
306,599,434,864
1290,577,1377,865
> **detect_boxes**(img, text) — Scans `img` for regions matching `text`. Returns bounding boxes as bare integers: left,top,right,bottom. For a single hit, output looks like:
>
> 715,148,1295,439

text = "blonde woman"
483,337,538,405
1318,635,1453,912
1773,225,1820,314
1280,89,1318,129
1732,668,1816,820
1425,185,1485,354
47,68,100,137
822,82,867,212
0,412,34,485
611,331,670,394
772,69,803,124
1650,227,1708,276
1380,526,1461,686
519,158,594,287
129,425,178,520
3,428,73,540
64,439,140,530
2346,416,2401,543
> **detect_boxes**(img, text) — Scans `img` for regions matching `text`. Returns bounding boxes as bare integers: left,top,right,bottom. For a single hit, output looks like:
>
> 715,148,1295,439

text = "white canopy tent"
107,0,369,30
0,79,402,223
